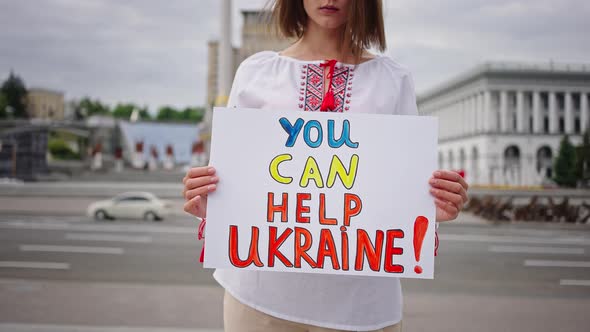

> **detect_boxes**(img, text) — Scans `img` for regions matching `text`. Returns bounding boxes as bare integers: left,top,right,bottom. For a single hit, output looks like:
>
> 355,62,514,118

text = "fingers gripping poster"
205,108,438,279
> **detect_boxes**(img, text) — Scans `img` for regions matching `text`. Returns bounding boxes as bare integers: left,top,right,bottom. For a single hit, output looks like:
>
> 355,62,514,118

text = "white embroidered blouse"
213,51,419,331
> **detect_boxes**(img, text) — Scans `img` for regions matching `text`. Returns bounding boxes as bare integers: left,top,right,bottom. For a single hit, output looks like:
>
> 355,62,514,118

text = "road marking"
0,261,70,269
524,260,590,268
0,323,221,332
440,234,590,245
560,279,590,287
20,245,124,255
0,221,194,234
489,246,584,255
66,233,152,243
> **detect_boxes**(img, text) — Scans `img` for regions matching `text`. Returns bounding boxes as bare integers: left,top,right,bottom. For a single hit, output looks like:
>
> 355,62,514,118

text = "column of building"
549,91,558,133
516,91,526,133
499,90,509,132
477,92,485,133
565,92,574,134
582,92,589,133
532,91,543,133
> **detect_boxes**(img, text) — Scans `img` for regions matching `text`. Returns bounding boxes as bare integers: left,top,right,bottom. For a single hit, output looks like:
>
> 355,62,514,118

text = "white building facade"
418,62,590,187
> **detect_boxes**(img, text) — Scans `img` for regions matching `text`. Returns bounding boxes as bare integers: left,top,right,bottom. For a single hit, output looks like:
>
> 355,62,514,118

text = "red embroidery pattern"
298,63,353,112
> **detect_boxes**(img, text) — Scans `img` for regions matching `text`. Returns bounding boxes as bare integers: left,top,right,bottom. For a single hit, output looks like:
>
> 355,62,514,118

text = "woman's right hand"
183,166,218,218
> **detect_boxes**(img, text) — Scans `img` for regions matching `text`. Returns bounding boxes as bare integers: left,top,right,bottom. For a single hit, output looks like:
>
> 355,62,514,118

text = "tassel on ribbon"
198,218,206,263
320,59,338,111
434,231,439,256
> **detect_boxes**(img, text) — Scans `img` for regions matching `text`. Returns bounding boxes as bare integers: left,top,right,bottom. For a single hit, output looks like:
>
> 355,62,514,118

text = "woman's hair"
269,0,386,60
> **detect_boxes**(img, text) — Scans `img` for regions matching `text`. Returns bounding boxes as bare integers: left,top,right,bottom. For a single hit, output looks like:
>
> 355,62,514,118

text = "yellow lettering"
300,156,324,188
327,154,359,190
269,154,293,184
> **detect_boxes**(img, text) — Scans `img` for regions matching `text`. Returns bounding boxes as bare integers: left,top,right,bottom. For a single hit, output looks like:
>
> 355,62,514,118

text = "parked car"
87,192,172,221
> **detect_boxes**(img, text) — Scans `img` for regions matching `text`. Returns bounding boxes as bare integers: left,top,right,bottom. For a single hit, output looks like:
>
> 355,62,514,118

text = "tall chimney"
216,0,232,106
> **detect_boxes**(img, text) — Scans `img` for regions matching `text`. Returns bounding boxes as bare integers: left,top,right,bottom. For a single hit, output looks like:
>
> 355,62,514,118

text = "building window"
513,113,517,131
575,118,581,133
559,117,565,133
541,93,549,109
573,93,581,110
544,116,549,133
526,94,533,108
557,93,565,110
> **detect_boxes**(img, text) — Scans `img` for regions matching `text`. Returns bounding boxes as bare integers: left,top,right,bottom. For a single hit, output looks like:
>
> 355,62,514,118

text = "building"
0,126,49,180
206,10,293,106
418,62,590,187
26,88,65,120
206,41,240,106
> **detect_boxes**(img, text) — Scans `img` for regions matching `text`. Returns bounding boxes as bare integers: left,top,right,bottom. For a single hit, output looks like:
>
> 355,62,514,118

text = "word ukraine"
227,117,407,274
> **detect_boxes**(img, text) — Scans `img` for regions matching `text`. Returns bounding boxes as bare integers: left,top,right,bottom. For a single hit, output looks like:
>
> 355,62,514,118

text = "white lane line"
524,260,590,268
489,246,584,255
0,221,194,234
0,323,221,332
66,233,152,243
0,261,70,269
560,279,590,287
20,245,124,255
441,234,590,246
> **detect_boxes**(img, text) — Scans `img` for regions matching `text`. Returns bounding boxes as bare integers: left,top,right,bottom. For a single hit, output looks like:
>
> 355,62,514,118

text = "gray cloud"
1,0,588,111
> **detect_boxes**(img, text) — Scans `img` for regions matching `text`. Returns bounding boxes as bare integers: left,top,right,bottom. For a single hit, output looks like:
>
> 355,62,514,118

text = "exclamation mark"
413,216,429,274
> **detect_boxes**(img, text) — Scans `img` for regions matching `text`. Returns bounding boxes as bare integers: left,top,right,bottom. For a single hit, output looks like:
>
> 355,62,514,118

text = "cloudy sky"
1,0,588,112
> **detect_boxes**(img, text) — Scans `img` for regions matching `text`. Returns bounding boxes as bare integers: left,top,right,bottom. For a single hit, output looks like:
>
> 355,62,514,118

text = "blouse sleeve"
226,51,275,108
394,72,419,116
226,64,245,108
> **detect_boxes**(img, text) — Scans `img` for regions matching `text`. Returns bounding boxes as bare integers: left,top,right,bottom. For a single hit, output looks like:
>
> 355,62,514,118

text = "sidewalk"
0,324,221,332
2,278,589,332
0,279,224,330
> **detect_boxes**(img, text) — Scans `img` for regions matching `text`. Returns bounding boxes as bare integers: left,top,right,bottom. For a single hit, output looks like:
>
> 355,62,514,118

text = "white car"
87,192,172,221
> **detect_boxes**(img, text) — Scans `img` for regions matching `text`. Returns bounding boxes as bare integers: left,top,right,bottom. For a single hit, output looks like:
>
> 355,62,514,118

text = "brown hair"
269,0,386,62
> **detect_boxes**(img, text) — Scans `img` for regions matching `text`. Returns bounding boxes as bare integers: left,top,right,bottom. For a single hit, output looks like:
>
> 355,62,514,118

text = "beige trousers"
224,291,402,332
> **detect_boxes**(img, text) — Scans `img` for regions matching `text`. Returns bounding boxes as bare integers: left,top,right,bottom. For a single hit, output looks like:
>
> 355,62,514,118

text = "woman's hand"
182,166,218,218
429,170,469,222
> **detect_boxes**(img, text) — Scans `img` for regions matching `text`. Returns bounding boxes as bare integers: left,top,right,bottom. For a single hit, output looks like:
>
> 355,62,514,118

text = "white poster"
205,107,438,279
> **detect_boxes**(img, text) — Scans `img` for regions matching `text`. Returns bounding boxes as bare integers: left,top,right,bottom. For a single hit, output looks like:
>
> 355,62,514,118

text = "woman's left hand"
429,170,469,222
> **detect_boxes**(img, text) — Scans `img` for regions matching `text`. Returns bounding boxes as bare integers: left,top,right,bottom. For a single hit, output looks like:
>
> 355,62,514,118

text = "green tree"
113,103,151,120
0,92,7,118
576,129,590,186
112,103,135,119
553,135,578,187
78,97,111,117
181,107,205,122
1,71,28,118
138,108,151,120
48,138,80,160
156,106,181,121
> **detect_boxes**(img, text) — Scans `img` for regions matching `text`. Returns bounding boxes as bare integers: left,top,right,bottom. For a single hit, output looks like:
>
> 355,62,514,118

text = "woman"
183,0,468,331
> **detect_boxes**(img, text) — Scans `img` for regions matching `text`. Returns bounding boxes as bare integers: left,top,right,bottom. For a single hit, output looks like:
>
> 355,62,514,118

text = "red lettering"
384,229,404,273
355,229,384,271
268,226,293,267
341,229,349,271
316,229,340,270
228,225,264,268
267,192,288,223
319,193,337,225
344,193,362,227
296,193,311,223
294,227,316,268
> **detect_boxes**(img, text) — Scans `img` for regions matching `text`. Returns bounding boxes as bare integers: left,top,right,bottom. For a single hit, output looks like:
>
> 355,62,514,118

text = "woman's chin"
316,20,347,30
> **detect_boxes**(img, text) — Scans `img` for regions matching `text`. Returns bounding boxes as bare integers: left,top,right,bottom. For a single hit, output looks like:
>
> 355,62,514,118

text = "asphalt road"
1,213,589,332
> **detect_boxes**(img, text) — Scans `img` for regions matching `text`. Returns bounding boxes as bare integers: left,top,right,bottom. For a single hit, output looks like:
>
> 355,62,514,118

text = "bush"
48,138,80,160
553,135,577,187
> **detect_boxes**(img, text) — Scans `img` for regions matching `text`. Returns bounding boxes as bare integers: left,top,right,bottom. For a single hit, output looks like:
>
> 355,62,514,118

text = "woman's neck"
282,21,353,63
